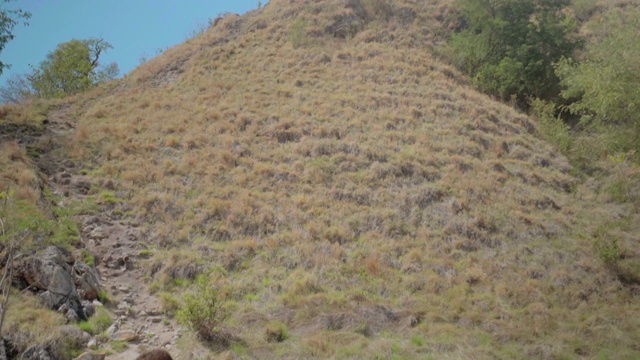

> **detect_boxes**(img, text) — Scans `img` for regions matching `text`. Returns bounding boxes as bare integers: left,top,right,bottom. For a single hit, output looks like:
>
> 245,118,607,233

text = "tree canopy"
0,0,30,75
28,38,119,98
448,0,581,107
556,7,640,152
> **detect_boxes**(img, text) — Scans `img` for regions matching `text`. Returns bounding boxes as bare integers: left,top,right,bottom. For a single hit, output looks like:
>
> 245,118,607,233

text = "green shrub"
110,340,128,352
176,275,220,330
448,0,580,107
556,7,640,156
532,99,571,152
160,291,180,315
77,308,112,335
97,289,111,304
80,249,95,267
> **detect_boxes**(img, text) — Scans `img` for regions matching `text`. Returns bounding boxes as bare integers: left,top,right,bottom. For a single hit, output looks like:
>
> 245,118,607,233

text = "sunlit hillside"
2,0,639,359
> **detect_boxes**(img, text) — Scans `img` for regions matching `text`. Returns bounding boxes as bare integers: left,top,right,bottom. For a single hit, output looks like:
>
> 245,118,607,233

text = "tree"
0,0,30,76
28,38,119,98
556,7,640,153
448,0,581,107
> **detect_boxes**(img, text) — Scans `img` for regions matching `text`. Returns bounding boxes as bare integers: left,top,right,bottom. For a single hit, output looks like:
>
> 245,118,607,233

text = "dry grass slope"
16,0,639,358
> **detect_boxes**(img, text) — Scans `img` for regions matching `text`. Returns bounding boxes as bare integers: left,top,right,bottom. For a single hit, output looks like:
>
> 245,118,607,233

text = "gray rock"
82,300,95,318
65,309,80,323
59,325,91,347
73,262,101,300
88,227,106,240
13,246,103,321
106,324,117,339
21,344,53,360
57,303,69,313
14,246,86,321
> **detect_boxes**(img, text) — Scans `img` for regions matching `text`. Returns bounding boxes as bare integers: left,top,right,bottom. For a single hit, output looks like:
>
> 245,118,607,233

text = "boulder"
82,300,96,318
88,227,106,241
12,246,102,321
21,344,53,360
73,262,101,300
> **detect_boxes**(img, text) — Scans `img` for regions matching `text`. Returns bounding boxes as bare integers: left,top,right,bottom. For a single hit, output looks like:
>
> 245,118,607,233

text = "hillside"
2,0,639,359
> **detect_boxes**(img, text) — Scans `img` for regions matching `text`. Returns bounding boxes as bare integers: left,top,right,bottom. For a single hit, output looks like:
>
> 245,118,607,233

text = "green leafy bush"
176,275,220,331
448,0,580,107
532,99,571,152
556,7,640,155
77,308,112,335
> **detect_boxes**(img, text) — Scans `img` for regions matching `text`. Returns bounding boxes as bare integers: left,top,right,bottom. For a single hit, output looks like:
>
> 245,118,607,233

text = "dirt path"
40,106,184,359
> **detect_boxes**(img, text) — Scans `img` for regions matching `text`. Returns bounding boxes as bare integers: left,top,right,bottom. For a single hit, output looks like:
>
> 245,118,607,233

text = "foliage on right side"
556,5,640,157
446,0,581,108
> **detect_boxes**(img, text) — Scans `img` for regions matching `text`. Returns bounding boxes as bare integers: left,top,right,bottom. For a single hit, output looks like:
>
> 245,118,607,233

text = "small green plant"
231,342,248,354
76,320,92,334
532,99,571,152
606,151,638,205
172,277,190,287
80,249,95,267
149,280,162,294
595,237,621,266
410,335,425,347
77,308,112,335
176,275,220,330
138,248,154,258
110,340,128,352
97,289,111,304
593,221,623,267
97,190,119,205
160,291,180,315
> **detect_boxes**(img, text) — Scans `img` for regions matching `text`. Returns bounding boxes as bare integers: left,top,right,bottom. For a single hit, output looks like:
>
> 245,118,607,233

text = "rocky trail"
39,106,184,359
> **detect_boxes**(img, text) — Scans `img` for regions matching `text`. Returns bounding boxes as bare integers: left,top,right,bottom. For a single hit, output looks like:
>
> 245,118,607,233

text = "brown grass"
6,0,638,358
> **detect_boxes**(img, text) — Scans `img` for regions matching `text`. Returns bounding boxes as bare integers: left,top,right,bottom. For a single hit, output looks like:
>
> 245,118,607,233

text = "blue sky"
0,1,263,86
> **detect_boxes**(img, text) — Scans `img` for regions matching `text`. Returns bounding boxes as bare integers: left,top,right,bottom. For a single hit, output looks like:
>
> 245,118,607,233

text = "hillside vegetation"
2,0,639,359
